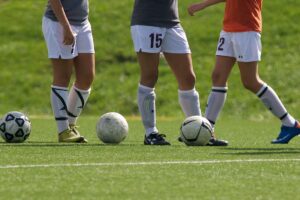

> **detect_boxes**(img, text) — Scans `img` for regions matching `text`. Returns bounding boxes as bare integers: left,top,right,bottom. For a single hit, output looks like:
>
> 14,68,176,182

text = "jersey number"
218,37,225,51
149,33,162,48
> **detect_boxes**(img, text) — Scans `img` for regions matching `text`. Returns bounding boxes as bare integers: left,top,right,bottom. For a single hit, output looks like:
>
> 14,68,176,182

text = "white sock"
68,86,91,125
257,84,296,127
178,88,201,117
51,85,70,133
138,84,158,136
205,86,228,129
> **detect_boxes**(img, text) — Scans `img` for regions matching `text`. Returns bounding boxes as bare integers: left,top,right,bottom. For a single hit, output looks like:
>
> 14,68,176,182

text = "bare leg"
163,53,201,116
68,53,95,125
238,61,296,127
50,58,73,134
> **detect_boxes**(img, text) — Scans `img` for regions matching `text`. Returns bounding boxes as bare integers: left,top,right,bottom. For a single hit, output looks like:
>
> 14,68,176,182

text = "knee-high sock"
138,84,158,136
68,86,91,125
205,87,228,129
178,88,201,117
257,84,295,127
51,85,69,133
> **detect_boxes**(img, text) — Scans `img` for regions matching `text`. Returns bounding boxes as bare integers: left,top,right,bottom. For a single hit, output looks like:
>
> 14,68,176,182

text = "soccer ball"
96,112,128,144
180,116,212,146
0,111,31,143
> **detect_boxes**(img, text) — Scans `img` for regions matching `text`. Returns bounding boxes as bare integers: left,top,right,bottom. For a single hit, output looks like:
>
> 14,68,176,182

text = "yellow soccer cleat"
58,128,85,143
69,124,88,143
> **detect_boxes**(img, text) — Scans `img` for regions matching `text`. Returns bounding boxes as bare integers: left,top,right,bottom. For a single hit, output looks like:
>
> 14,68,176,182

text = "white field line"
1,158,300,169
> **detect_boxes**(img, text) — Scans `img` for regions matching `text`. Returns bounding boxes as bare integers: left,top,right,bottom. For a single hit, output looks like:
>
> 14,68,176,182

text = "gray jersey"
131,0,180,28
44,0,88,26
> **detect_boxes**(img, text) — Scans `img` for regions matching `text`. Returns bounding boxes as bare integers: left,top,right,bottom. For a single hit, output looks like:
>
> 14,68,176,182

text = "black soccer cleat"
206,133,228,146
178,136,183,142
144,133,171,145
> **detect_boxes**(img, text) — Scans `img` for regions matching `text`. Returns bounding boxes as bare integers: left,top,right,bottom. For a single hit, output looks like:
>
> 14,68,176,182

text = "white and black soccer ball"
0,111,31,143
180,116,212,146
96,112,128,144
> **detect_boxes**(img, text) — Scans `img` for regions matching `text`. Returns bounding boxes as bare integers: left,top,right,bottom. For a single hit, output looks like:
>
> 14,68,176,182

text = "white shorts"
130,25,191,54
216,31,262,62
42,17,95,59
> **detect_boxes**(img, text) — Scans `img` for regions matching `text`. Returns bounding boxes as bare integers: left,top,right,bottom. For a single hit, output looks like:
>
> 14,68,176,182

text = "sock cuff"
178,88,198,95
73,85,91,93
212,86,228,93
139,84,155,92
51,85,68,91
256,83,268,97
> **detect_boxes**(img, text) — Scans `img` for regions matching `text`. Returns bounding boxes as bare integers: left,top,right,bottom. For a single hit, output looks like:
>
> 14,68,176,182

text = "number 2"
149,33,162,48
218,37,225,51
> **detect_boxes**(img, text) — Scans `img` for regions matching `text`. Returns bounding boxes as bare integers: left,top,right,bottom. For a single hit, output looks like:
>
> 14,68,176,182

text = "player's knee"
242,81,257,92
211,71,225,85
141,72,158,87
76,73,94,89
185,73,196,87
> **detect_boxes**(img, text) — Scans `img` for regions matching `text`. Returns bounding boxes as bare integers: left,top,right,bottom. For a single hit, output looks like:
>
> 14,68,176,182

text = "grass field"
1,116,300,200
1,1,300,199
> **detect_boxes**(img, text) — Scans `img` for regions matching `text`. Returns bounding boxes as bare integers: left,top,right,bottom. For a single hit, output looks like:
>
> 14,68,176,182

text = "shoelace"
70,125,80,135
152,133,167,140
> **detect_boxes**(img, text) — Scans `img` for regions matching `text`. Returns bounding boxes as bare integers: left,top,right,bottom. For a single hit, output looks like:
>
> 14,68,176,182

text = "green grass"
1,116,300,200
1,0,300,117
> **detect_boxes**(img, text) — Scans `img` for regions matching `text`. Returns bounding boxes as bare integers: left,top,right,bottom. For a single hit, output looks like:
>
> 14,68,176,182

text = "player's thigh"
137,52,160,78
161,26,191,54
212,56,236,86
131,25,166,53
51,58,73,87
238,61,263,92
163,53,195,89
73,53,95,89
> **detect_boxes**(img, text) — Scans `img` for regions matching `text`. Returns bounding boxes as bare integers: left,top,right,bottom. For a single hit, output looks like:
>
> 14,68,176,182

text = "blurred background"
0,0,299,120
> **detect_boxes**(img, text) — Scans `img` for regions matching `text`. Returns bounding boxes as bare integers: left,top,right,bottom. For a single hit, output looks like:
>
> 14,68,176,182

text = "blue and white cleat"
271,122,300,144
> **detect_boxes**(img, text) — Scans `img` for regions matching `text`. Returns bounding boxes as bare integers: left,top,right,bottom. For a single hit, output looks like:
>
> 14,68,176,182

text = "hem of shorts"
236,58,261,62
162,50,191,54
134,49,161,53
48,55,77,59
78,51,95,54
216,54,260,62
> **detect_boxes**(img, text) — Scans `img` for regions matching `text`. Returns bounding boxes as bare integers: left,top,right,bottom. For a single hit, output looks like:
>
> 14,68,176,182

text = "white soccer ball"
180,116,212,146
0,111,31,143
96,112,128,144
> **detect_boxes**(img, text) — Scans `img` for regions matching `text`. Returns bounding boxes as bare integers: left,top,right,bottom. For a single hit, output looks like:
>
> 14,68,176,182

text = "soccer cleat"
206,133,228,146
58,128,85,143
69,124,88,143
178,136,183,142
178,134,228,146
271,122,300,144
144,133,171,145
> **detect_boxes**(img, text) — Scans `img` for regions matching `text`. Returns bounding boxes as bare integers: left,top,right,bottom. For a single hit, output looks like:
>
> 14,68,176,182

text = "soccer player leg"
163,53,201,117
70,53,94,124
162,26,201,117
256,83,298,144
132,25,170,145
50,59,73,134
205,56,234,146
236,31,299,144
137,54,170,145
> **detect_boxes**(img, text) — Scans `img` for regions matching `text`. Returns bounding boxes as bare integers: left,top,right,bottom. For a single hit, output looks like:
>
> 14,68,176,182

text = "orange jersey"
223,0,262,32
